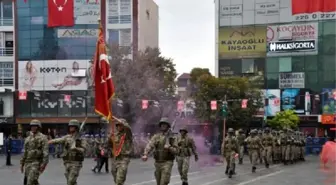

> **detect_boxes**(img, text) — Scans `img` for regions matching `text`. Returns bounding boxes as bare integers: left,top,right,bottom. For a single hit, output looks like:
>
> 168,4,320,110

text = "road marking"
130,171,201,185
202,164,281,185
235,170,284,185
169,172,222,185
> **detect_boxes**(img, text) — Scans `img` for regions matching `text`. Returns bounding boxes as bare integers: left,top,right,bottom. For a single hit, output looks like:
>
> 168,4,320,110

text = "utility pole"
222,95,228,148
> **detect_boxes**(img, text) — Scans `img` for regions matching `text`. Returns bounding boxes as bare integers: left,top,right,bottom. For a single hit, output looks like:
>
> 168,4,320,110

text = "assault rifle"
165,118,177,145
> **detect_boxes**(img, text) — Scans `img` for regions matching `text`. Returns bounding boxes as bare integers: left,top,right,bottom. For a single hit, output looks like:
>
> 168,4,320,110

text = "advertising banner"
57,29,98,38
321,88,336,114
281,89,312,115
17,91,89,117
279,72,305,89
218,26,267,59
292,0,336,22
219,0,292,26
265,89,281,116
74,0,100,24
18,60,91,91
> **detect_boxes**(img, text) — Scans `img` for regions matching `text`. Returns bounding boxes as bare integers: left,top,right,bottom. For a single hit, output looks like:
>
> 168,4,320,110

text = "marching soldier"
108,118,133,185
261,128,273,168
272,130,281,163
142,117,178,185
221,128,239,178
48,119,86,185
236,129,246,164
289,129,295,164
245,129,264,173
176,126,198,185
280,128,291,165
257,130,263,164
299,132,306,161
20,119,49,185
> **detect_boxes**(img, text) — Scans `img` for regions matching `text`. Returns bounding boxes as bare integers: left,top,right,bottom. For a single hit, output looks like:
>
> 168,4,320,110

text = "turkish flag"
94,23,115,120
292,0,336,14
48,0,74,27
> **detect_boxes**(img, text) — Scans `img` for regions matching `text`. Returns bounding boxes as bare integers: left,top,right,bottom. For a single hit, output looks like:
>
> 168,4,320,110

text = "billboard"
74,0,101,24
292,0,336,22
267,22,318,56
18,60,92,91
57,29,98,38
322,88,336,114
218,26,267,59
279,72,305,89
219,0,292,26
265,89,280,116
281,89,312,115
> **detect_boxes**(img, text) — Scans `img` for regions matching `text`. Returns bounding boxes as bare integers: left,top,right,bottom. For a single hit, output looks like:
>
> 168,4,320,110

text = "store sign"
218,26,267,59
279,72,305,89
292,0,336,21
267,23,318,42
35,97,85,109
219,0,292,26
18,60,90,91
281,89,312,115
321,115,336,124
57,29,98,38
268,40,316,53
74,0,100,24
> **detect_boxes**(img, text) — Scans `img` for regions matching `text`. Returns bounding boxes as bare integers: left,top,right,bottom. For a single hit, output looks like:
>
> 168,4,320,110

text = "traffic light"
222,102,228,117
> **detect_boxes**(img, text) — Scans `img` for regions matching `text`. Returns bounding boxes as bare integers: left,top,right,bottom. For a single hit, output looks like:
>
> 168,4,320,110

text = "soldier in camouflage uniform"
299,132,305,161
245,129,264,173
288,129,295,164
257,130,263,164
236,129,246,164
176,126,198,185
221,128,239,178
142,118,178,185
272,130,281,164
280,128,291,165
20,120,49,185
261,128,274,168
108,118,133,185
48,119,86,185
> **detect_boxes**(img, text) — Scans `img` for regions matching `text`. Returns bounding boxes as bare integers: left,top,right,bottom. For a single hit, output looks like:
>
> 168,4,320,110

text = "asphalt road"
0,155,330,185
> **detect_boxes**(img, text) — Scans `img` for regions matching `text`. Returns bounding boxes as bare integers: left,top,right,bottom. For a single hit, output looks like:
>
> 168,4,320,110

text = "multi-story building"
0,0,158,135
215,0,336,135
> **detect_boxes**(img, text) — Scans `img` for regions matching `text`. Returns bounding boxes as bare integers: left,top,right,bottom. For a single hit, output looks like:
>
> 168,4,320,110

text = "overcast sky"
154,0,215,76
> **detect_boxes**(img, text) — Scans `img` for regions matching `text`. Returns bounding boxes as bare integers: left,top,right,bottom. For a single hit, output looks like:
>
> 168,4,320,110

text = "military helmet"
258,130,263,134
250,129,257,134
116,118,131,130
264,127,270,132
30,119,41,128
238,129,244,133
179,126,188,133
101,117,109,124
68,119,80,128
159,117,171,127
228,128,234,133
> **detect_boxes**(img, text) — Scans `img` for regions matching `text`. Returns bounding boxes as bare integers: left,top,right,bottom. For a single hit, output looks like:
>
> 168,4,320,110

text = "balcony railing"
0,18,13,26
0,47,13,56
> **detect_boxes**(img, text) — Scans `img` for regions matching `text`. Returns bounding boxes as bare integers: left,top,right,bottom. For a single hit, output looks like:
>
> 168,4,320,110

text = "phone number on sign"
294,13,335,21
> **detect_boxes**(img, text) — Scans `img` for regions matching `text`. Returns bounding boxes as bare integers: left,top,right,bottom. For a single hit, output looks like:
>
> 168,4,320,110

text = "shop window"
320,55,336,71
266,73,279,89
242,59,255,73
305,55,318,71
291,56,305,72
266,58,279,73
279,57,292,72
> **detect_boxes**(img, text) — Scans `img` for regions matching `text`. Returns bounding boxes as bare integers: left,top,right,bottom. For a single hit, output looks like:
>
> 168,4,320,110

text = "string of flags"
18,90,83,103
21,0,99,3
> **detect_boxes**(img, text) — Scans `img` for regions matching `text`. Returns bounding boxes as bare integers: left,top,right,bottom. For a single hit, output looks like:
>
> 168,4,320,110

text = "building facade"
0,0,158,135
215,0,336,134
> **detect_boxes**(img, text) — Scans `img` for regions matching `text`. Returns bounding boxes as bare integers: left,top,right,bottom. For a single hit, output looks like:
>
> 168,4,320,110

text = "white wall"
138,0,159,51
0,93,13,117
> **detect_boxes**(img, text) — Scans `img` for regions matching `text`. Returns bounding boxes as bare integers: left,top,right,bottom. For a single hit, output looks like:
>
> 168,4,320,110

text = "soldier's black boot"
228,170,233,178
265,163,269,168
252,166,256,173
225,166,229,174
232,163,236,175
239,159,242,164
182,182,188,185
284,160,287,165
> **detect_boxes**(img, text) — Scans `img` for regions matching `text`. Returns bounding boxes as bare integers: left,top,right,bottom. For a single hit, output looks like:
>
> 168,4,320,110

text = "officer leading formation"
19,117,307,185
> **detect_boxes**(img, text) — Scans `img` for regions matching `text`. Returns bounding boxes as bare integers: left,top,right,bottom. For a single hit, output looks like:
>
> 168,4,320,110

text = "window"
266,73,279,89
321,35,336,55
319,71,335,83
266,58,279,73
320,55,336,71
291,57,305,72
279,57,292,72
305,72,318,84
242,59,254,73
323,21,336,36
146,10,150,20
305,55,318,71
0,62,13,86
0,0,13,26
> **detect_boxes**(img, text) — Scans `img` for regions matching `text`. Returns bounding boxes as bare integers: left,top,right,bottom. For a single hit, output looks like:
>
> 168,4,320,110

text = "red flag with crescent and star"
48,0,74,27
93,22,115,120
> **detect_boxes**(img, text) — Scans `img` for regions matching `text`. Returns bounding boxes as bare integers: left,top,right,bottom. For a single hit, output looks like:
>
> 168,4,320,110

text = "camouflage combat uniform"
49,119,86,185
236,129,246,164
245,129,264,172
109,118,133,185
261,128,273,168
176,126,198,185
221,128,239,178
299,132,305,161
143,118,178,185
21,120,49,185
257,130,263,164
272,131,281,163
280,129,291,165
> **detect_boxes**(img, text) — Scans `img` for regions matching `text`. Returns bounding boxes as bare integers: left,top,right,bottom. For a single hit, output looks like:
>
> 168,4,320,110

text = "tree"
108,45,177,124
191,72,263,128
268,110,300,129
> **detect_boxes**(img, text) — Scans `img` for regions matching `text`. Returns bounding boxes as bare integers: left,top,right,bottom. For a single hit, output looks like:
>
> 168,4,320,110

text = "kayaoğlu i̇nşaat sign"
219,26,267,59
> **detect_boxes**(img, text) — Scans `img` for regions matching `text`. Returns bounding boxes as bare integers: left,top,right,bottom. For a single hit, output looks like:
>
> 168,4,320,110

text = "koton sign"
267,23,318,42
